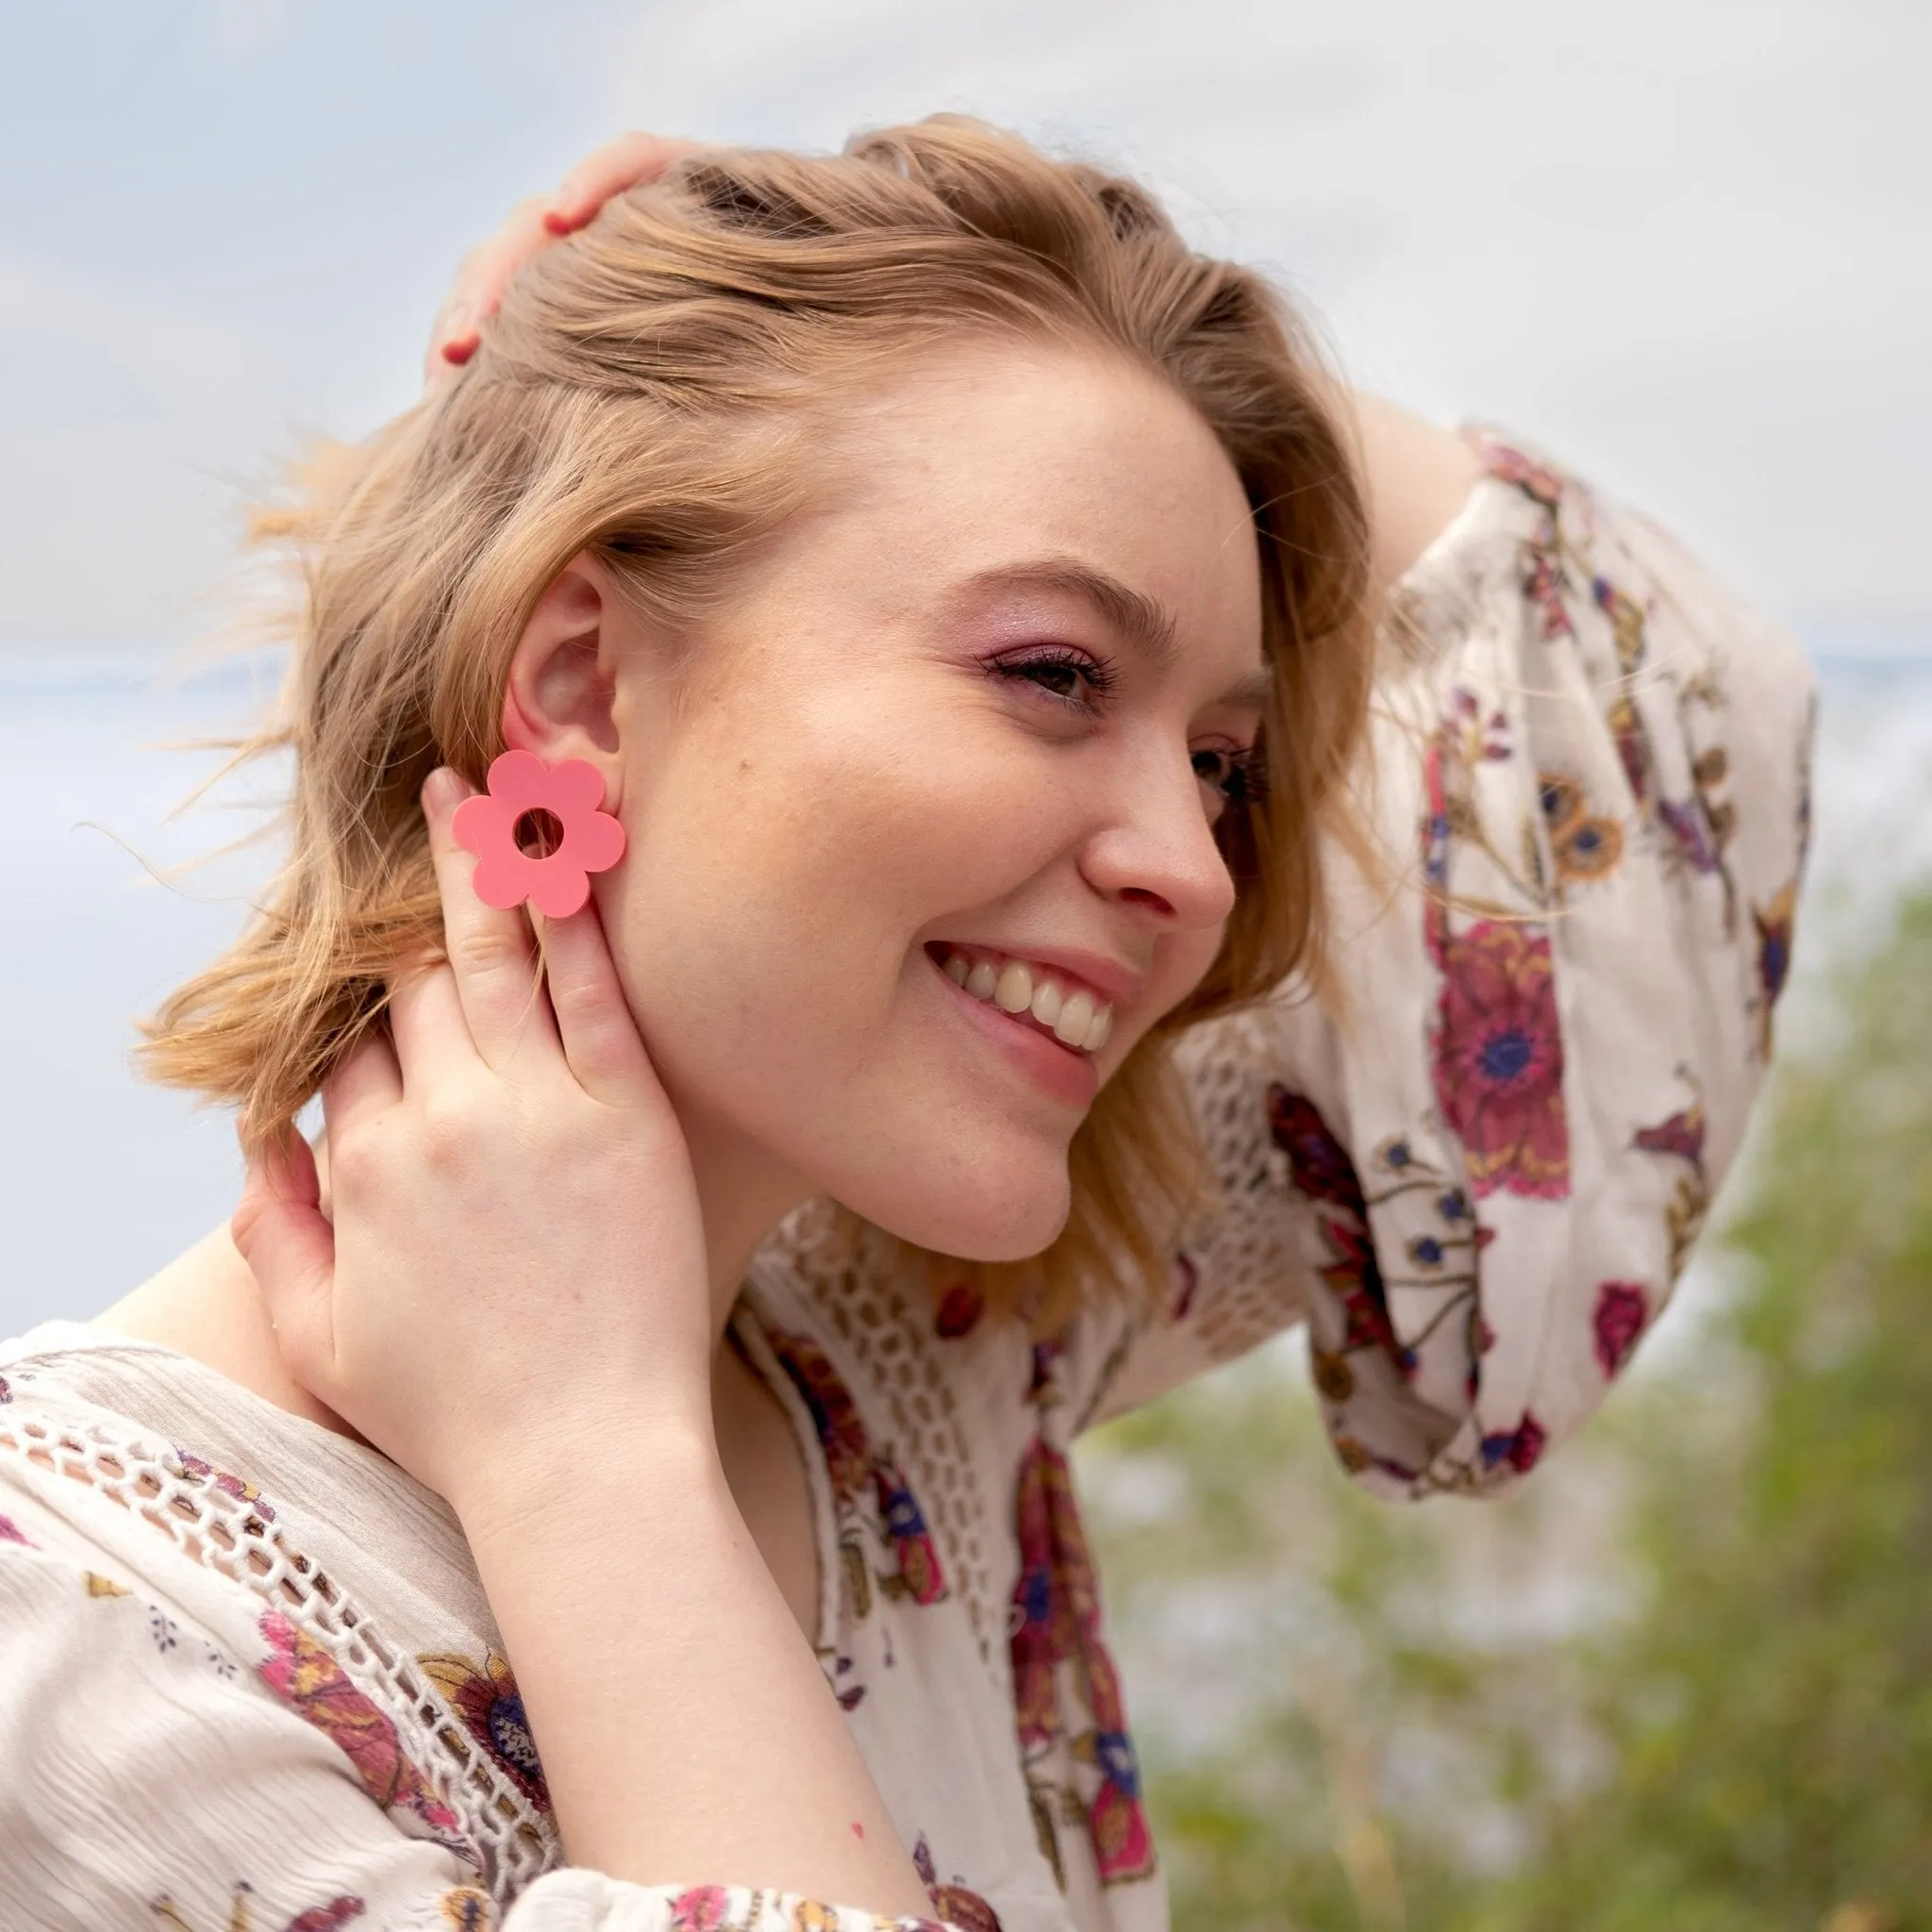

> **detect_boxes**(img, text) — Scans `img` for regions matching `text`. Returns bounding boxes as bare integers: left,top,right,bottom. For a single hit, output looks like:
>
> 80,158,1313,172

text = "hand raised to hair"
425,132,708,388
229,766,715,1519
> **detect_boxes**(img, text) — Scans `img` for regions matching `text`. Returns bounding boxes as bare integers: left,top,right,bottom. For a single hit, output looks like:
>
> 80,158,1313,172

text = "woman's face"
591,341,1267,1259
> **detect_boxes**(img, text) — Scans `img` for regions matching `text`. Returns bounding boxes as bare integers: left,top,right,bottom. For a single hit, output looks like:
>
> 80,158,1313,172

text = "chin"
841,1144,1073,1265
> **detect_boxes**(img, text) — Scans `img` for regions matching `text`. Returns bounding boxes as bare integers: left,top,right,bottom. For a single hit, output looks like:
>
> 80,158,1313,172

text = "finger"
322,1030,405,1141
537,899,665,1110
546,132,707,234
425,195,555,387
423,766,560,1074
231,1129,339,1395
387,961,475,1094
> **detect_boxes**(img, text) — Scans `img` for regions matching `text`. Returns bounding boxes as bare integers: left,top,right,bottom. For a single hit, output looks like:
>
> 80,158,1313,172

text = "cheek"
681,723,1062,951
1126,922,1227,1054
602,712,1066,1066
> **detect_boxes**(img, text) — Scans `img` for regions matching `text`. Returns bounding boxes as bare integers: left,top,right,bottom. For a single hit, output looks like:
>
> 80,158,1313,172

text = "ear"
501,553,626,799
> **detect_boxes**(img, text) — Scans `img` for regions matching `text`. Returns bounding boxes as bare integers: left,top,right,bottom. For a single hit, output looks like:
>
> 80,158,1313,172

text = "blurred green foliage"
1078,896,1932,1931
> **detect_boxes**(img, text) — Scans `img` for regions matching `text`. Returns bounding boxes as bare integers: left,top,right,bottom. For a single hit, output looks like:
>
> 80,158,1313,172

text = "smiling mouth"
926,944,1115,1056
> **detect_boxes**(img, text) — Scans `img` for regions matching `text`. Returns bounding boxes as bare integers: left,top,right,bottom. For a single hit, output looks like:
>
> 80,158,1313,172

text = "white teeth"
1054,990,1095,1046
940,949,1116,1055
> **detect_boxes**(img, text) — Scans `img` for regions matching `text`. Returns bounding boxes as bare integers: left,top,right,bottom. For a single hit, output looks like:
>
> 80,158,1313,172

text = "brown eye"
1025,661,1085,699
1192,742,1268,811
990,646,1119,715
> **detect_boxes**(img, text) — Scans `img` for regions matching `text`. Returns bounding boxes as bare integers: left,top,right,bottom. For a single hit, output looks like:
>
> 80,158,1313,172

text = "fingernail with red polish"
441,335,478,367
542,207,578,236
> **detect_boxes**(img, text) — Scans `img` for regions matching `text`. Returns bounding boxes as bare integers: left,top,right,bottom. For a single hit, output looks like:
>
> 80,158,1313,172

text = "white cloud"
585,0,1931,625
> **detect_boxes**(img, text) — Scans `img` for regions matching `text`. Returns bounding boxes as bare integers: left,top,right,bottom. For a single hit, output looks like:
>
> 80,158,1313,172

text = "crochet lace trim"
0,1405,557,1902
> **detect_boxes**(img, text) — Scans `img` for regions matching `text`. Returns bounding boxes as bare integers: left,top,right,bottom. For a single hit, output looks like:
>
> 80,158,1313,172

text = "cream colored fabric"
0,440,1816,1932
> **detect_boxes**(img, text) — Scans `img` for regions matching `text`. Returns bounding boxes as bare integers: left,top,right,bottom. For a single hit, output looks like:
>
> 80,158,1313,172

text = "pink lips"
931,952,1101,1108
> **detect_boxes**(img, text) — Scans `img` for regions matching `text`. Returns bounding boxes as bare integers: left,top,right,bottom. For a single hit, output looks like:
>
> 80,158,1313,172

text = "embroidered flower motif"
1634,1103,1707,1168
287,1902,367,1932
1540,772,1624,888
1271,1087,1405,1369
1267,1085,1366,1214
667,1886,732,1931
153,1884,367,1932
934,1281,985,1339
437,1890,491,1931
873,1458,946,1605
1754,876,1799,1051
1658,796,1724,875
1322,1217,1401,1360
1479,438,1566,508
1592,1281,1650,1378
767,1327,948,1615
1444,685,1513,766
1089,1770,1155,1889
770,1330,870,1510
1606,695,1651,804
1009,1435,1155,1888
1523,542,1573,640
419,1649,549,1809
1311,1348,1355,1403
256,1613,462,1841
1480,1410,1548,1474
174,1450,276,1523
451,750,626,919
912,1835,1005,1932
1591,575,1649,675
1433,919,1570,1200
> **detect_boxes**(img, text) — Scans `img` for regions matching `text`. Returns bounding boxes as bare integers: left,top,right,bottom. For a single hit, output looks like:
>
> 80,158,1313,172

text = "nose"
1077,740,1239,933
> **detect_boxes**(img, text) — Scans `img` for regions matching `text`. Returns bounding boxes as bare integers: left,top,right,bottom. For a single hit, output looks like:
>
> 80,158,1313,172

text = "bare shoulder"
1336,390,1488,588
93,1226,353,1436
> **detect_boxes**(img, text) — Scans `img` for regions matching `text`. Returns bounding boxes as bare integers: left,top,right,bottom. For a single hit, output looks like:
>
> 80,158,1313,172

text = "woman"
0,122,1811,1930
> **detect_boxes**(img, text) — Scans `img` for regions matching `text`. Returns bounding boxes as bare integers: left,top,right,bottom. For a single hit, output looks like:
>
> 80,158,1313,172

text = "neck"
678,1101,817,1346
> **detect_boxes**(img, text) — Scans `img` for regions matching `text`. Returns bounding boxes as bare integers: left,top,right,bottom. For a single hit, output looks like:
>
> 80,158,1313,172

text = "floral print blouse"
0,436,1815,1932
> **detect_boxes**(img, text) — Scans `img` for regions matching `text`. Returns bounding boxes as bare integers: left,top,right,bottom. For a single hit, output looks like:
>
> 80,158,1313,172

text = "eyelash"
991,645,1121,710
989,647,1268,807
1192,741,1271,808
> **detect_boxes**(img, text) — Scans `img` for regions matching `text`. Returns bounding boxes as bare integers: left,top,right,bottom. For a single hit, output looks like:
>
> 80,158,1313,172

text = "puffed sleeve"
1079,432,1816,1497
0,1497,973,1931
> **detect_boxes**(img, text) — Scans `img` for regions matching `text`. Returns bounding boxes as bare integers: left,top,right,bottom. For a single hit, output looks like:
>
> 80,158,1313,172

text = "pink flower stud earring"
450,750,627,918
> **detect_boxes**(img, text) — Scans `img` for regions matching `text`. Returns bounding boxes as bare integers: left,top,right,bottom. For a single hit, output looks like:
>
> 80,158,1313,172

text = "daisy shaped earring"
451,750,626,918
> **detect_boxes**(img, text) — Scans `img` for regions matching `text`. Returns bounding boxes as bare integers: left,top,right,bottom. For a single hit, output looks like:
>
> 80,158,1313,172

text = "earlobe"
500,555,624,774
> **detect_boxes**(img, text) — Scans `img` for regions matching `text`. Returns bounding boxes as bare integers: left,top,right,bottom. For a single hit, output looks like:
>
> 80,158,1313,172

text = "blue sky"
2,0,1926,651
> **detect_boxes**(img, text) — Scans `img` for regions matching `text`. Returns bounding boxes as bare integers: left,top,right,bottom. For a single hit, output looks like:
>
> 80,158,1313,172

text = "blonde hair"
140,117,1376,1329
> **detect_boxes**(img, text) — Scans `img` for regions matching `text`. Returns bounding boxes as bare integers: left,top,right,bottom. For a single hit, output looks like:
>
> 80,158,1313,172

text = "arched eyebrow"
958,558,1273,712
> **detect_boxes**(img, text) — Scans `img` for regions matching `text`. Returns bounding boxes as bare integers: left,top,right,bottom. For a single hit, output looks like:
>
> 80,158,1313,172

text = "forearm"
458,1426,931,1915
1324,383,1489,588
